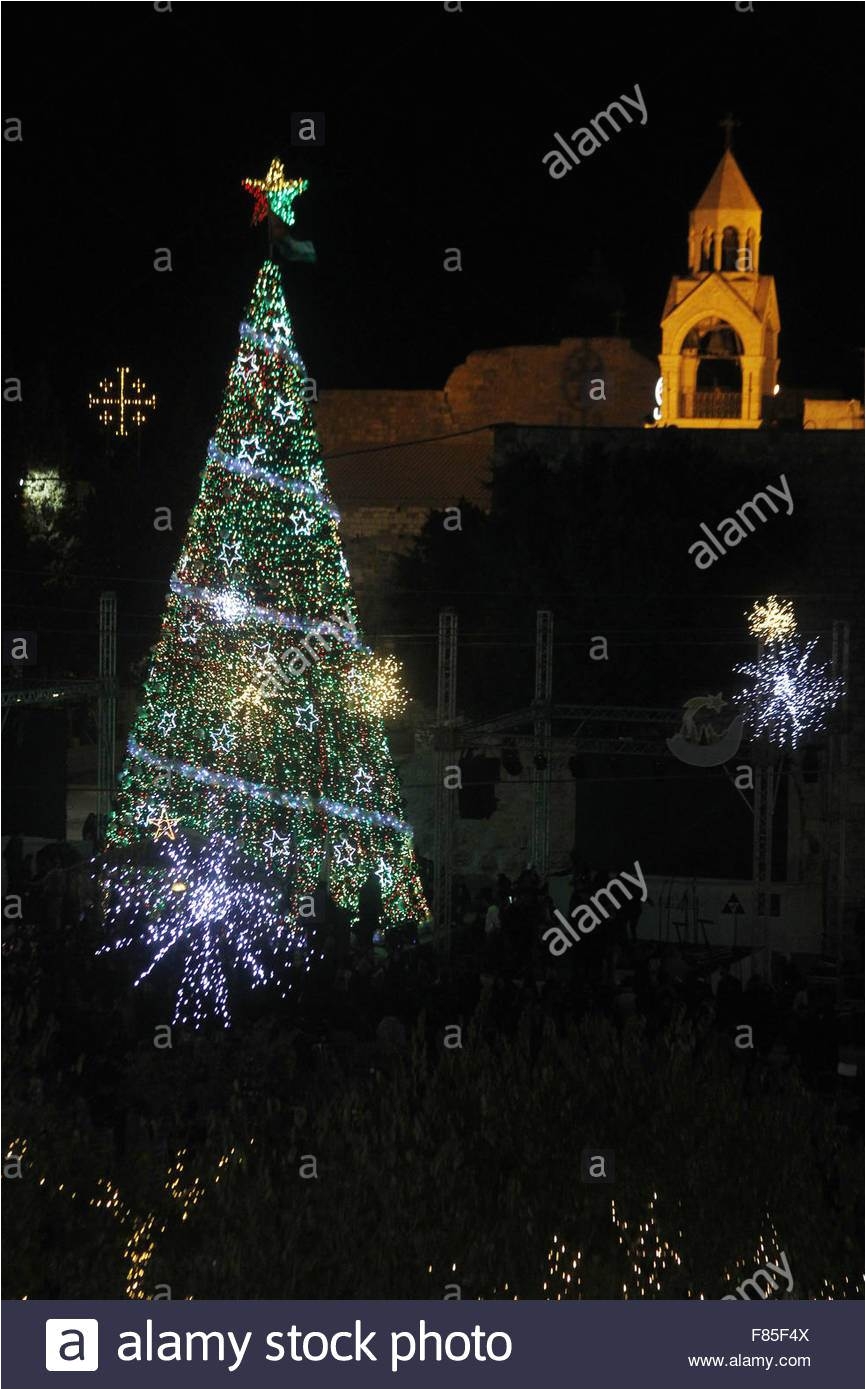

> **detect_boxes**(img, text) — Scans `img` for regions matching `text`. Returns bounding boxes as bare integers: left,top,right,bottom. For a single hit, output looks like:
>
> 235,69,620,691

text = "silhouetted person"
483,891,501,937
313,879,331,924
715,962,742,1029
802,989,839,1092
3,834,25,894
39,849,65,935
280,861,298,914
332,901,351,965
661,945,687,987
635,954,661,1021
743,975,777,1057
358,871,383,952
622,894,643,948
453,880,470,924
82,814,99,854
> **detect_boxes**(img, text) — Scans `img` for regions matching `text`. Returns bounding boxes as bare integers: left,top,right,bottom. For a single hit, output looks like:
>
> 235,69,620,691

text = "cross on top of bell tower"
718,112,742,151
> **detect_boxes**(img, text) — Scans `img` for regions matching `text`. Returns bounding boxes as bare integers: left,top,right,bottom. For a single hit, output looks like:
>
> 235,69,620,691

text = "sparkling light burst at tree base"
105,168,429,1025
99,834,304,1028
734,636,844,749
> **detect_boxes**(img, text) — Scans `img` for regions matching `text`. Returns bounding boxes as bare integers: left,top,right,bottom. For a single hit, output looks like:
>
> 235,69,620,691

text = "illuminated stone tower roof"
694,150,760,212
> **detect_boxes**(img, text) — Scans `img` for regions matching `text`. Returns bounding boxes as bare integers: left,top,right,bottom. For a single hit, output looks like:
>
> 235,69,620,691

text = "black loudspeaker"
457,752,500,819
2,707,67,840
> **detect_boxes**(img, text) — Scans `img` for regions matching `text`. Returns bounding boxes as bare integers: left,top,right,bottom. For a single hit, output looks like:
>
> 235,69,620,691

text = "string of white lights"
238,320,302,363
127,738,413,833
168,577,369,650
206,441,340,519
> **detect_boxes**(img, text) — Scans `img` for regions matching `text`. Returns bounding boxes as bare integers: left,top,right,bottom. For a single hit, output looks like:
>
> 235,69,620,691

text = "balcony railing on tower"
683,389,743,419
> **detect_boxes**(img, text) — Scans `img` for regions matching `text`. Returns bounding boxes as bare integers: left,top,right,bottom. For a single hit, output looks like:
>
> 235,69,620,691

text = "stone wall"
802,398,864,430
316,390,449,454
315,337,657,467
443,338,658,431
315,338,658,597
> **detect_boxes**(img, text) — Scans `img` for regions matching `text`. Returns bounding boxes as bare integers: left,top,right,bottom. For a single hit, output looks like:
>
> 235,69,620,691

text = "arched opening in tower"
721,225,740,271
682,320,744,418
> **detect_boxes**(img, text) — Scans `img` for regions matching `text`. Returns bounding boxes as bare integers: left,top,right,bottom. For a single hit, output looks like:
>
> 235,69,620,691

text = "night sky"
4,0,863,459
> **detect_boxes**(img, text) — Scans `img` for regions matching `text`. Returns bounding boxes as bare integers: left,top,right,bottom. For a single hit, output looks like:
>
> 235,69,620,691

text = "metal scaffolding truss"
828,620,851,973
432,609,458,941
428,606,684,919
1,681,102,708
461,702,681,752
97,592,118,833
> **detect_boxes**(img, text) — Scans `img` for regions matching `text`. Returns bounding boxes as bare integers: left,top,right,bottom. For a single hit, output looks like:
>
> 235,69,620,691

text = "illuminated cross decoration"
88,367,157,438
718,112,741,151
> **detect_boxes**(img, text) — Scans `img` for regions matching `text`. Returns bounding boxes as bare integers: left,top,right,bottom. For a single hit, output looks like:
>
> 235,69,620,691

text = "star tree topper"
242,159,308,228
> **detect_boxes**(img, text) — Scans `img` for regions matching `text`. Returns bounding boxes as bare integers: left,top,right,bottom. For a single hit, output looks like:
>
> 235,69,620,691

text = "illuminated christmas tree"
104,163,428,1024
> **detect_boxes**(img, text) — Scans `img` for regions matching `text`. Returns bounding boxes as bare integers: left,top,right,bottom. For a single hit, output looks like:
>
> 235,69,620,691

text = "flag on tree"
103,165,429,1025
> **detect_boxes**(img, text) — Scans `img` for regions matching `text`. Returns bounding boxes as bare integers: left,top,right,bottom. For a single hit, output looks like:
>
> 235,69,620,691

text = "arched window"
700,231,714,272
721,226,739,271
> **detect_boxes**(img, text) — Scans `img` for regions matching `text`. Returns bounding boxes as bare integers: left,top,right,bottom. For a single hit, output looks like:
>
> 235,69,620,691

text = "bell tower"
656,141,780,428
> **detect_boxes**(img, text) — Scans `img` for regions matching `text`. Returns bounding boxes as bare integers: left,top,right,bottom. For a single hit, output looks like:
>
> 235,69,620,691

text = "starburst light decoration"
348,654,410,719
99,833,308,1028
734,636,843,748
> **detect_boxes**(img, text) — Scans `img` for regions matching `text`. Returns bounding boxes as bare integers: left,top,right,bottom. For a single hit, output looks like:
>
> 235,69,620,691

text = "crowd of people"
1,835,853,1107
2,832,97,941
272,860,851,1105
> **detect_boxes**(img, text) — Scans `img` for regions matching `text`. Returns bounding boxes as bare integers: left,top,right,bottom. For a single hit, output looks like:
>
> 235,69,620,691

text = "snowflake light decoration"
734,636,843,748
99,833,307,1028
746,596,797,645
